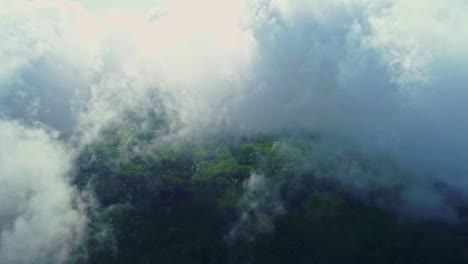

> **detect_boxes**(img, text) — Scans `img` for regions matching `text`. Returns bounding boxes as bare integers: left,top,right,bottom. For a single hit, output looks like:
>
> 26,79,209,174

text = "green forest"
67,130,468,264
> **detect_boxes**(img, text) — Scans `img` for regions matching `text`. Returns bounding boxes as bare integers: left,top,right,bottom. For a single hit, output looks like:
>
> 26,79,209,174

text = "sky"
46,0,161,14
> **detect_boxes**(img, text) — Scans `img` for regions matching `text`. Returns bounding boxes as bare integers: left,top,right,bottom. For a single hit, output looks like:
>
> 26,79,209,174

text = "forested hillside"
68,132,468,264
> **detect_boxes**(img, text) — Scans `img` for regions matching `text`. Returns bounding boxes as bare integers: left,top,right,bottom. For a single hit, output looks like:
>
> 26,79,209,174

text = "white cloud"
0,120,86,264
227,173,285,244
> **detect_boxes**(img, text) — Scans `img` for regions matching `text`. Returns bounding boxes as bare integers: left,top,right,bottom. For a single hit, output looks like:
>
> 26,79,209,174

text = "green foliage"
70,133,468,264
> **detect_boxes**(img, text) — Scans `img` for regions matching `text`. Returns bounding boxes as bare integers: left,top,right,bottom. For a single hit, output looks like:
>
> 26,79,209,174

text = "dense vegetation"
68,131,468,264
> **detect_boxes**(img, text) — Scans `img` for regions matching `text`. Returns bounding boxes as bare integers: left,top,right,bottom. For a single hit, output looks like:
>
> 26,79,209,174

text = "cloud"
3,0,468,164
0,0,255,145
226,0,468,204
0,120,86,264
227,173,285,244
